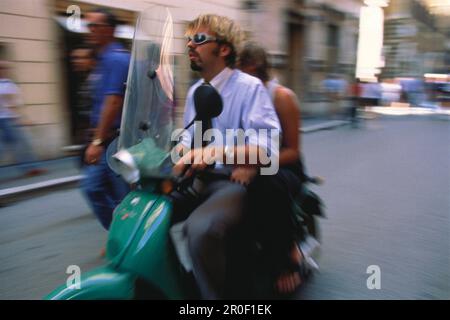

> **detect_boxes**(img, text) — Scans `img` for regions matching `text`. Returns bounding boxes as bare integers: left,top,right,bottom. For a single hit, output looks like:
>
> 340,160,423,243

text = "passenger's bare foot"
275,244,304,294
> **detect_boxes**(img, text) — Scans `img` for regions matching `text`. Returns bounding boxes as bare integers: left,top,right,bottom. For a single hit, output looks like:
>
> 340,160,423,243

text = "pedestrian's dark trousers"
246,168,303,272
171,179,247,299
350,97,359,121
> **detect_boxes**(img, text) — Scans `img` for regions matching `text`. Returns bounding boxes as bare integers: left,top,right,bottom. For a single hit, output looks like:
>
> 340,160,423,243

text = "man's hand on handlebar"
173,146,221,178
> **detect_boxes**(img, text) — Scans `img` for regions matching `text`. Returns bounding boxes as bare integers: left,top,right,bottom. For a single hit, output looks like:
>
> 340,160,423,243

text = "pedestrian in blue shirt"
81,9,130,230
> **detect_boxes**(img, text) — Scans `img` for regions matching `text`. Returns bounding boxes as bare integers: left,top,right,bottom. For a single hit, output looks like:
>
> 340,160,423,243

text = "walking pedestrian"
80,9,131,230
0,60,46,177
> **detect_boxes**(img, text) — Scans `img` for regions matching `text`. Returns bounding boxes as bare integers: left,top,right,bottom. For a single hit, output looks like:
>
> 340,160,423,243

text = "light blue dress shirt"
180,68,281,159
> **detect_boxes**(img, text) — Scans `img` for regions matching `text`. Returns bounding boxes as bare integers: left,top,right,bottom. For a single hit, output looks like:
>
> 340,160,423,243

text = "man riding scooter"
171,14,281,300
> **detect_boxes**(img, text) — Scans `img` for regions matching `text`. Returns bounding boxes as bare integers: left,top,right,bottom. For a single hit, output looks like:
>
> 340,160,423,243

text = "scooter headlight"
112,138,172,183
113,149,140,184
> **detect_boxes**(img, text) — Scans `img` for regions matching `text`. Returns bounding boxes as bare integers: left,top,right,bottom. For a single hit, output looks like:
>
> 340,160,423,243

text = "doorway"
287,23,305,100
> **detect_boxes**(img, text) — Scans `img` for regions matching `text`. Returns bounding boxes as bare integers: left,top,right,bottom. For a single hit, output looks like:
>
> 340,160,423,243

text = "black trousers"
245,167,303,272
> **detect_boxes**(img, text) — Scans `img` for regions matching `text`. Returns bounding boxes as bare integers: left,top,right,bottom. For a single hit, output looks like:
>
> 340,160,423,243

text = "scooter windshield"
109,6,175,182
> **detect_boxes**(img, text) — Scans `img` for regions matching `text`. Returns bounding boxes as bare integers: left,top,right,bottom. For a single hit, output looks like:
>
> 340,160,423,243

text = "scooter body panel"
107,186,160,266
117,195,186,299
106,182,186,299
45,266,135,300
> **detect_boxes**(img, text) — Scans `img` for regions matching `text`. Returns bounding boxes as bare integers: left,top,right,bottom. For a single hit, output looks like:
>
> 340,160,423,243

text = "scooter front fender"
44,266,135,300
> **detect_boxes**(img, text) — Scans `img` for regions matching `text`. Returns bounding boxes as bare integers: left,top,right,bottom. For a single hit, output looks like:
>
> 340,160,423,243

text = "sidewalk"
301,118,349,133
0,157,83,205
0,118,348,204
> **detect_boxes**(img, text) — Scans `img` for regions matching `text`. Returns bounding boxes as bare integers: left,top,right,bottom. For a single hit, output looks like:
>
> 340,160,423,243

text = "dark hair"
92,8,118,28
238,42,270,82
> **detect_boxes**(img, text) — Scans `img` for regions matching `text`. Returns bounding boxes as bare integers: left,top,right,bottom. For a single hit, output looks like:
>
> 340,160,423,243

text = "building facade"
383,0,449,78
244,0,362,110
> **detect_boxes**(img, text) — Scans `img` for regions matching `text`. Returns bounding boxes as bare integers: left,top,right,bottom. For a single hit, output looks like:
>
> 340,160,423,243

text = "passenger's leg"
247,169,303,293
248,171,300,263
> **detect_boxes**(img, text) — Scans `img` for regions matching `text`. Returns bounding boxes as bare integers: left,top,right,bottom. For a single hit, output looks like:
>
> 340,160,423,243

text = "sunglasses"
187,33,218,45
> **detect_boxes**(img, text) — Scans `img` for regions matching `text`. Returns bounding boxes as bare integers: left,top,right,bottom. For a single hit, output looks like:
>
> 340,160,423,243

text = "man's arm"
95,95,123,141
173,80,281,176
85,51,129,165
85,95,124,164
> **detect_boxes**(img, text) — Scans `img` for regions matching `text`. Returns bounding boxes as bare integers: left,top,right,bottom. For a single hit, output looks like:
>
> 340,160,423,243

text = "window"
327,24,339,47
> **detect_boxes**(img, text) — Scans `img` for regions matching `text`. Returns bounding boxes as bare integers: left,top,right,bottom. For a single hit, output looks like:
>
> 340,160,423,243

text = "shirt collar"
207,67,234,93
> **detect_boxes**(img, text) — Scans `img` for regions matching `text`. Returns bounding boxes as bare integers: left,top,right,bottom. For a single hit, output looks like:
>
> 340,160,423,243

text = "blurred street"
298,115,450,299
1,115,448,300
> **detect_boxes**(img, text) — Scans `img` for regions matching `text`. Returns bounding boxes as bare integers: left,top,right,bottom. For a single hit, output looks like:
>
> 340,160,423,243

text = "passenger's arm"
273,87,301,167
